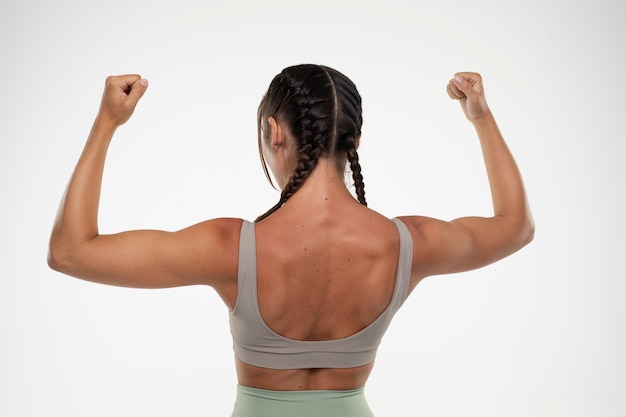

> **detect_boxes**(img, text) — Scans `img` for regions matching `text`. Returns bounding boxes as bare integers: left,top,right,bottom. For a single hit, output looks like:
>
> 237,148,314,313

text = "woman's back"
257,198,399,341
235,167,408,390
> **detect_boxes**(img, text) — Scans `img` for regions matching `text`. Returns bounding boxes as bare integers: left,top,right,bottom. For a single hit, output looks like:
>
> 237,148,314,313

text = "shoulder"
178,217,244,281
189,217,245,256
393,215,456,287
181,217,244,306
191,217,245,239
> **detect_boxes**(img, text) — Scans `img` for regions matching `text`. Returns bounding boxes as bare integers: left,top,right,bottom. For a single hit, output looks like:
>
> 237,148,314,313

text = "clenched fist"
447,72,491,122
96,74,148,127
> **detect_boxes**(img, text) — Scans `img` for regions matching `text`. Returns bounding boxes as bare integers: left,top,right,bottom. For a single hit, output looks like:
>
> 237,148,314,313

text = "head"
255,64,365,222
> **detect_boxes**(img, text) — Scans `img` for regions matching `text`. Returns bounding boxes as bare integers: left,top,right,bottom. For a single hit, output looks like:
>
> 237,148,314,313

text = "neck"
286,157,354,204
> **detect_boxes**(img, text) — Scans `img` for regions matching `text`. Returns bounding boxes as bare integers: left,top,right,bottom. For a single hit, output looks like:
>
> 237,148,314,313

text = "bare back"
235,191,403,390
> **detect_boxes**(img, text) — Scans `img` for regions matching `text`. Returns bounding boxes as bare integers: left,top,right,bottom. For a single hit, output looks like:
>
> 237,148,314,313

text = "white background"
1,0,625,416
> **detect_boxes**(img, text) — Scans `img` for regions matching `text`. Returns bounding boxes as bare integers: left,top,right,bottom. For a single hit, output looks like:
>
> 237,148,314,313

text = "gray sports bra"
229,218,413,369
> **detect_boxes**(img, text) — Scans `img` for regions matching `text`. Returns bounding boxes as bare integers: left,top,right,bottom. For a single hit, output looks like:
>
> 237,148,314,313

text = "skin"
48,72,534,391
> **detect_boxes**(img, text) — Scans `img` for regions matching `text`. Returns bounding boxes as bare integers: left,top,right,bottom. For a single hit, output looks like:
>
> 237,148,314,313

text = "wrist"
88,115,118,145
94,112,120,130
470,110,496,130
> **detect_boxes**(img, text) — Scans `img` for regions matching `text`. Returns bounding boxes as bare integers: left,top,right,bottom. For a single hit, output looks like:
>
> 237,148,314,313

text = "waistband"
233,385,374,417
237,384,365,400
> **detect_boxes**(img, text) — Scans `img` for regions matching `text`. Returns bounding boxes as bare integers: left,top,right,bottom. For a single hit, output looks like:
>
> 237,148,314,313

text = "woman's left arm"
48,75,240,290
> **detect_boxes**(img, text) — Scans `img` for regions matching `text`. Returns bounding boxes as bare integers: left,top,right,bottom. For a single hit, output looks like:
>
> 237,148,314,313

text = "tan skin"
48,72,534,391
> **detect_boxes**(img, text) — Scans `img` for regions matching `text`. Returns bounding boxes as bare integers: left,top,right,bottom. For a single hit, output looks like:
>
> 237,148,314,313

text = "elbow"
47,243,65,273
517,212,535,249
48,230,99,278
47,238,74,275
47,250,64,273
498,210,534,255
522,222,535,248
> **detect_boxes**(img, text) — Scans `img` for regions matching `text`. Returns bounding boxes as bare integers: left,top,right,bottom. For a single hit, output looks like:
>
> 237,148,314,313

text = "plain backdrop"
1,0,624,416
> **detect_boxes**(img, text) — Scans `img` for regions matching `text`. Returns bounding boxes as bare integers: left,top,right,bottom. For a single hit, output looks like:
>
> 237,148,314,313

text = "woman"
48,65,534,416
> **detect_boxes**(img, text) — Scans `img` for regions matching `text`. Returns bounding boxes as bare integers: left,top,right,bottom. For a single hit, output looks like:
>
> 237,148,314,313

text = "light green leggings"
231,385,375,417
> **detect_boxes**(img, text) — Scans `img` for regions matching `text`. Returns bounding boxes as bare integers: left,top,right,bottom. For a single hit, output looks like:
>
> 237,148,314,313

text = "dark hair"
255,64,365,222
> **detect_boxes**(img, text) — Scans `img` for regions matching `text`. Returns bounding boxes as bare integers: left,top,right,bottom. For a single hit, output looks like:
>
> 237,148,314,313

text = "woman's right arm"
400,73,534,286
47,75,241,300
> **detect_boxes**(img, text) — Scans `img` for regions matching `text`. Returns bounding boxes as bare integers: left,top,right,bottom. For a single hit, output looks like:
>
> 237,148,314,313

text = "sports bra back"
229,218,413,369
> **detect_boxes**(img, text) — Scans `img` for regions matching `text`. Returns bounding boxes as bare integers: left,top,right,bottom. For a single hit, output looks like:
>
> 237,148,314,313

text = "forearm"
49,118,116,264
472,112,533,231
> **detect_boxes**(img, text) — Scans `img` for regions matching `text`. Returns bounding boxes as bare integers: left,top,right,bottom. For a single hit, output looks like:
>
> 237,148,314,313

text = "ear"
355,136,361,150
268,116,284,150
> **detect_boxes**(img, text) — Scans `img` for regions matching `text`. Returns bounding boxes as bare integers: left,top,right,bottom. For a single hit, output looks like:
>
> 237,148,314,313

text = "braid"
255,65,365,222
276,97,325,206
324,66,366,207
345,135,367,206
255,66,332,222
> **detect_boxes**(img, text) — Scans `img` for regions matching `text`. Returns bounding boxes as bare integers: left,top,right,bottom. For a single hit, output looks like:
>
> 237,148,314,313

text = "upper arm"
398,214,533,285
48,217,242,290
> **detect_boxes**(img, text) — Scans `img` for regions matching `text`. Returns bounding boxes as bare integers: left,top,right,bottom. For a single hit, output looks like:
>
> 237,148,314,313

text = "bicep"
49,218,241,289
399,214,528,281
